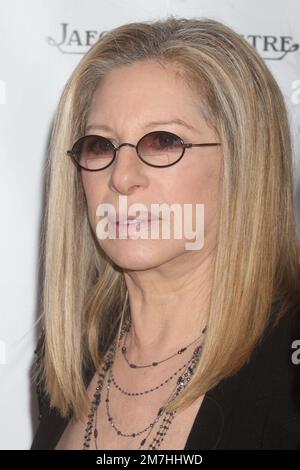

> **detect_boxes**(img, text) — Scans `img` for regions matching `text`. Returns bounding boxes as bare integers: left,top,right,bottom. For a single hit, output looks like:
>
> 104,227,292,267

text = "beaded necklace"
83,318,206,450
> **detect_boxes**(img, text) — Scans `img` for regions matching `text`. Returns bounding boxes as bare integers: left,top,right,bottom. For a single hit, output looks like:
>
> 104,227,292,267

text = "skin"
81,60,222,366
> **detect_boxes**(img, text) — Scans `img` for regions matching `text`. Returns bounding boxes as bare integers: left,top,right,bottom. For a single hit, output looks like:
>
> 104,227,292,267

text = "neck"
122,247,214,364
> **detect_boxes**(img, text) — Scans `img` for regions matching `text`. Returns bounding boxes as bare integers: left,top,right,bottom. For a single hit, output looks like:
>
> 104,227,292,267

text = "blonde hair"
35,16,300,420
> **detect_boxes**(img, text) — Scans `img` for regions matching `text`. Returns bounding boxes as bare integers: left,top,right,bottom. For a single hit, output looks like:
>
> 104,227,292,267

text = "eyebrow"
85,118,198,133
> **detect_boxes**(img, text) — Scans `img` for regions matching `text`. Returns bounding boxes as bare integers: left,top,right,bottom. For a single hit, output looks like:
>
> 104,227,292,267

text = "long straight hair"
35,16,300,420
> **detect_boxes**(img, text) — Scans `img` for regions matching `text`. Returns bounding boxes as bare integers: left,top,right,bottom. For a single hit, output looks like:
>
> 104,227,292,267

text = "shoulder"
31,327,70,450
32,327,50,421
249,304,300,448
208,303,300,449
252,302,300,395
216,302,300,396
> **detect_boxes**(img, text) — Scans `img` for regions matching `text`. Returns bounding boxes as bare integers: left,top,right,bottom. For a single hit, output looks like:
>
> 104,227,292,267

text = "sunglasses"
67,130,221,171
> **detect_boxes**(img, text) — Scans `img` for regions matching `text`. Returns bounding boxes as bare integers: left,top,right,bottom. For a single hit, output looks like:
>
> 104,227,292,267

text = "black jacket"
31,304,300,450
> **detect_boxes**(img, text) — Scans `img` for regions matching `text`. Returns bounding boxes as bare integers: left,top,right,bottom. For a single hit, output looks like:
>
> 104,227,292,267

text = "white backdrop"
0,0,299,450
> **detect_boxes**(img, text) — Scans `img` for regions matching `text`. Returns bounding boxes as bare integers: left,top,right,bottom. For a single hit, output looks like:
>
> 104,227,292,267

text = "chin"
98,238,184,271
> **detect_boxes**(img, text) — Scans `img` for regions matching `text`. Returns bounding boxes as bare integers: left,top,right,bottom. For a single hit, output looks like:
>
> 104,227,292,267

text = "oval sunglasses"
67,130,221,171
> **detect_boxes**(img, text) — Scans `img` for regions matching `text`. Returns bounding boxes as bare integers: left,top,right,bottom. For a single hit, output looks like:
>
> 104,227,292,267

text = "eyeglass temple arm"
185,143,221,148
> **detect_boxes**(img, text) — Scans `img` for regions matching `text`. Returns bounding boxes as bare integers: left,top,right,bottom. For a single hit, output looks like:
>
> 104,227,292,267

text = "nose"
117,142,136,152
109,142,148,195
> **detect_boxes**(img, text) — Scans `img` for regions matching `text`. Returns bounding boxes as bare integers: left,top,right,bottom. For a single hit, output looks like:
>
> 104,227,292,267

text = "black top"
31,304,300,450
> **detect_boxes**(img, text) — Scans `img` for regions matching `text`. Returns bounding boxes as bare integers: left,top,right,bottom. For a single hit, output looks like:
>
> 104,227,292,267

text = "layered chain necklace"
82,317,207,450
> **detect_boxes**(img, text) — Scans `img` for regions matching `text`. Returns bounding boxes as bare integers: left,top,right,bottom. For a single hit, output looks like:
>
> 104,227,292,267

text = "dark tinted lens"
72,135,114,170
137,131,183,167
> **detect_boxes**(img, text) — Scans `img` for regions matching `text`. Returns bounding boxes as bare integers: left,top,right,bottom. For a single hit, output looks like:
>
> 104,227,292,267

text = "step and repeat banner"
0,0,299,449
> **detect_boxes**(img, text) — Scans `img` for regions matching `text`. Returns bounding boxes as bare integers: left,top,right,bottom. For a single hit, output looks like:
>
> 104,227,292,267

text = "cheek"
169,161,221,234
168,162,220,205
81,174,105,228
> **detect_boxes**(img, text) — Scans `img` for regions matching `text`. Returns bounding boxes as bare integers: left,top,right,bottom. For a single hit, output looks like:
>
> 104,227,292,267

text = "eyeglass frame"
66,130,222,171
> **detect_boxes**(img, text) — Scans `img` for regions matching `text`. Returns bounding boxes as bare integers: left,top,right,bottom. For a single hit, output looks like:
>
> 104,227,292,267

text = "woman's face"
81,60,222,270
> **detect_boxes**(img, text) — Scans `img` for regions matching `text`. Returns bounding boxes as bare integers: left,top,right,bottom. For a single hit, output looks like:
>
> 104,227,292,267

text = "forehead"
87,61,201,123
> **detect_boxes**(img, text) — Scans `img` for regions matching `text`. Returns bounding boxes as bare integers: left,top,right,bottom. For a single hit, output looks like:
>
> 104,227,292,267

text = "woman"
31,16,300,450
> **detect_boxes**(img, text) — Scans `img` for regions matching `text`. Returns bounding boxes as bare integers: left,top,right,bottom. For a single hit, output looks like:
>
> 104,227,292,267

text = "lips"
109,211,161,224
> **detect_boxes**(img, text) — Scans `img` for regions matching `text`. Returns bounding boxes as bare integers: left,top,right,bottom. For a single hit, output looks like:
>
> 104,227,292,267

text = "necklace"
104,345,203,445
82,318,207,450
122,324,207,369
110,356,193,396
